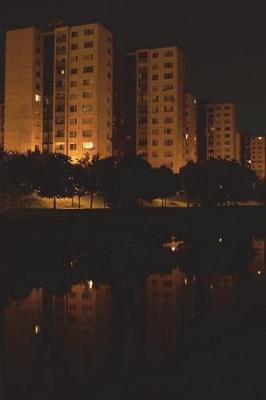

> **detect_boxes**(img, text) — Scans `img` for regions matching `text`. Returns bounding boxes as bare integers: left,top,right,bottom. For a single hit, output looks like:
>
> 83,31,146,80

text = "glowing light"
61,69,65,75
35,325,40,335
259,137,263,141
88,280,93,289
219,237,223,243
248,160,252,164
258,270,262,276
171,246,176,252
35,94,41,102
185,278,188,285
83,142,94,150
210,284,214,290
185,134,189,140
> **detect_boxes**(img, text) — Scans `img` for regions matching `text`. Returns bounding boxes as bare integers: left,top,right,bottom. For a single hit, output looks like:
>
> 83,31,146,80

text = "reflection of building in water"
250,239,266,274
207,275,238,313
4,289,43,394
4,282,112,395
54,282,112,378
145,268,193,361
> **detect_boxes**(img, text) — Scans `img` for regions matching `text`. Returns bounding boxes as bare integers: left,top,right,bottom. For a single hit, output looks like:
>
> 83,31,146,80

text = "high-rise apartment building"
4,28,43,152
0,103,4,150
51,23,113,159
242,134,266,179
184,93,197,163
199,103,241,162
127,47,186,172
4,23,113,159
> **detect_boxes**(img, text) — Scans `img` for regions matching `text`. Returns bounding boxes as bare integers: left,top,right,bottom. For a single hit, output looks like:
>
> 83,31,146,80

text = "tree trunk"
78,196,81,209
161,197,164,208
71,197,74,208
53,196,56,210
90,193,94,209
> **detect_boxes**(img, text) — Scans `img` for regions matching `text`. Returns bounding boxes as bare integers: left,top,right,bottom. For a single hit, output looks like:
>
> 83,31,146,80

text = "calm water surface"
0,230,266,399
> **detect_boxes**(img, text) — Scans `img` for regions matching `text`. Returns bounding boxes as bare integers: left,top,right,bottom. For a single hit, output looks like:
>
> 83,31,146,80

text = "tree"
255,179,266,205
150,166,179,207
0,151,35,209
36,152,72,209
180,159,257,207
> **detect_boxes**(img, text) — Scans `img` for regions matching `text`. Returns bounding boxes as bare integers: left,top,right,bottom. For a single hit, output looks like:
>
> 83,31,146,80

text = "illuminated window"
82,104,93,112
35,94,41,102
83,142,94,149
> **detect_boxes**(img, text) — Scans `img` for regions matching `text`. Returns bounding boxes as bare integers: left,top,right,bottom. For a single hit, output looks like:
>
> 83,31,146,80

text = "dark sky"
1,0,266,134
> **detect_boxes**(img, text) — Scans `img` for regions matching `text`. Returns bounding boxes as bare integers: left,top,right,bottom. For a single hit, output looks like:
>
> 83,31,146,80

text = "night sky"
0,1,265,134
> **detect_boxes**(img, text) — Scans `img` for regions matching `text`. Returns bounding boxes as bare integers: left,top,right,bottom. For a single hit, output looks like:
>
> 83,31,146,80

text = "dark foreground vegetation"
1,150,265,211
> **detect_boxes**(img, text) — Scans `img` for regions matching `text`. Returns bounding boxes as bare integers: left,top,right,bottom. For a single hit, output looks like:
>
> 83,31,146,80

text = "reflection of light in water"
219,237,223,243
185,278,188,285
34,325,40,335
163,236,185,252
83,280,94,289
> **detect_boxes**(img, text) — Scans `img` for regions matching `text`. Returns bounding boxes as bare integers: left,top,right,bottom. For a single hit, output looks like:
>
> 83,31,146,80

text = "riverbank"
1,206,266,241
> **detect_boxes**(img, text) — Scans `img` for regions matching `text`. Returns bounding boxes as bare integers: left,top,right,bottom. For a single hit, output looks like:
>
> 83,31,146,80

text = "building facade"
0,103,4,150
4,27,43,152
128,47,186,172
184,93,197,163
200,103,240,162
242,134,266,179
4,23,113,160
51,23,113,160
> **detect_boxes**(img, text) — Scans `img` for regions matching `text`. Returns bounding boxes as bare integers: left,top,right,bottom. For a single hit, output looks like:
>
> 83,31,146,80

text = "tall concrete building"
242,134,266,179
4,23,113,159
0,103,4,150
200,103,241,162
127,47,186,172
51,23,113,159
184,93,197,163
4,28,44,152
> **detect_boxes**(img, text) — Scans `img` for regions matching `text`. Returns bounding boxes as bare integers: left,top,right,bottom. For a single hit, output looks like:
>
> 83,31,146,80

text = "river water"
0,229,266,399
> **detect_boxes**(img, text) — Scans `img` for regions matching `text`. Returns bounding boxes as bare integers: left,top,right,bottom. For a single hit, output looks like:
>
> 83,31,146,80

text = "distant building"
242,134,266,179
4,28,44,152
127,47,186,172
0,103,4,150
198,103,240,162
